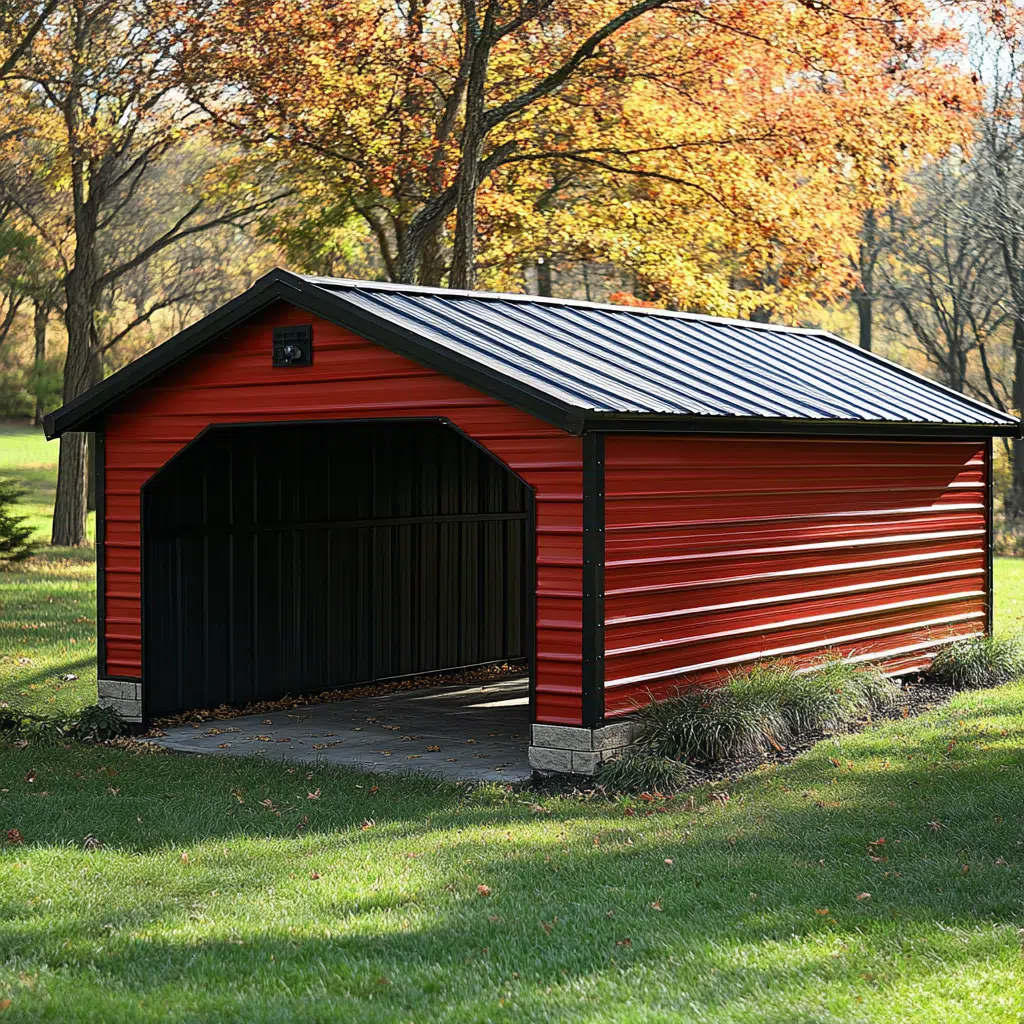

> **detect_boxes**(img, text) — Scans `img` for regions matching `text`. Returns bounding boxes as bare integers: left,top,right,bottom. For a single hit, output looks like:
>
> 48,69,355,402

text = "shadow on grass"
0,687,1021,1018
1,655,96,693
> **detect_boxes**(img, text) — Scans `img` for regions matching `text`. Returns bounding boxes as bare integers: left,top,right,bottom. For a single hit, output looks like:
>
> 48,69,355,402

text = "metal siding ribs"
602,435,989,717
102,302,584,725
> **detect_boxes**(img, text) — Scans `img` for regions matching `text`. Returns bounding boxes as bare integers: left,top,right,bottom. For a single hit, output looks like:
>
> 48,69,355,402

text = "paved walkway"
149,677,532,782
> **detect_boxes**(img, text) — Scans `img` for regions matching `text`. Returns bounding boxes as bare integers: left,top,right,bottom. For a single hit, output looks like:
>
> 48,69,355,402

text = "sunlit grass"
0,683,1023,1021
2,420,1024,1019
0,423,93,542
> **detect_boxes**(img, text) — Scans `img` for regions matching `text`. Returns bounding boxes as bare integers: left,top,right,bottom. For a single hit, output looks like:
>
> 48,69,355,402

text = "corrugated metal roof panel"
310,277,1015,427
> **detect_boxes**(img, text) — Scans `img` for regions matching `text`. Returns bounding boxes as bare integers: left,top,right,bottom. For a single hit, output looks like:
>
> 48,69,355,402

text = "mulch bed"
146,661,525,734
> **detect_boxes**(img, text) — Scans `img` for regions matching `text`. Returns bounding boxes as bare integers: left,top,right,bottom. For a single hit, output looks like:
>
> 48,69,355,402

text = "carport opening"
141,420,534,722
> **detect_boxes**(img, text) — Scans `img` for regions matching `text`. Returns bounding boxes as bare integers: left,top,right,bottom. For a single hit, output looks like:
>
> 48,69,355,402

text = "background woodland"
2,0,1024,547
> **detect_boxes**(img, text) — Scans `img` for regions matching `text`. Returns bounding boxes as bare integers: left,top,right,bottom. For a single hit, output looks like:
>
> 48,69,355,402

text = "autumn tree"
1,0,282,546
183,0,974,316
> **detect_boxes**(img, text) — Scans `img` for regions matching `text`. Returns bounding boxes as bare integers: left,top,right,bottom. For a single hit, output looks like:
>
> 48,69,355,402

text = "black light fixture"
273,325,313,366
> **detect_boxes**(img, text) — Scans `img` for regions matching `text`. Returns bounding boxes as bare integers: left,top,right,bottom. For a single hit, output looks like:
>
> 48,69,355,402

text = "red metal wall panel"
101,301,584,725
603,435,989,718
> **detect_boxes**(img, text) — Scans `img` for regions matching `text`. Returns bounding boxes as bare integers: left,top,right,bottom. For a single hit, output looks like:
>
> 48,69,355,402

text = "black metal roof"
45,269,1020,439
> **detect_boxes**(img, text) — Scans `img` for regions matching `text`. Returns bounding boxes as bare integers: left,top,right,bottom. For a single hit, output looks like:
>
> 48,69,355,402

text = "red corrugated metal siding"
603,435,989,718
101,301,584,725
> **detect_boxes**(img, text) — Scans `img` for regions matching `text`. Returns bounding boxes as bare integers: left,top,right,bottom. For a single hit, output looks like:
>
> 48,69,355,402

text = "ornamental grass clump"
633,683,791,763
771,658,899,734
598,749,693,795
926,634,1024,690
628,656,903,766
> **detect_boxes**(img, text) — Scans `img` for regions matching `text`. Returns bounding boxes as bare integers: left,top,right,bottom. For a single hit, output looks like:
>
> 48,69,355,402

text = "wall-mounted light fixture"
273,325,313,367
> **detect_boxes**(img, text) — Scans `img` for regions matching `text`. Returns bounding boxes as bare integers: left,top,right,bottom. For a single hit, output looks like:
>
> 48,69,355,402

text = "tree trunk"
33,301,47,426
856,208,876,351
51,267,94,547
449,36,489,291
1010,317,1024,530
854,287,872,351
536,258,552,297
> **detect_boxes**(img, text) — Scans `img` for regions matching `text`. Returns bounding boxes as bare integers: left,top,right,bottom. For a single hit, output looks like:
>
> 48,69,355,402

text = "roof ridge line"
298,272,831,336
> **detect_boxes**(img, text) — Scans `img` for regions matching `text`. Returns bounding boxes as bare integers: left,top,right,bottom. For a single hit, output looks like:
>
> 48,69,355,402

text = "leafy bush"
72,704,131,741
633,683,791,763
598,749,693,794
0,704,129,744
0,478,35,568
926,634,1024,690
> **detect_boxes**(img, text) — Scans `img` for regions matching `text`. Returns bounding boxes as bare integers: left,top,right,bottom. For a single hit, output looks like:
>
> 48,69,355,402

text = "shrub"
598,749,693,794
0,704,129,744
633,683,791,763
926,634,1024,690
0,478,35,568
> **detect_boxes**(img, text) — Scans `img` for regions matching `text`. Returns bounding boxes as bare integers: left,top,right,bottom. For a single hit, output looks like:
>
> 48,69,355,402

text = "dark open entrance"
142,420,533,718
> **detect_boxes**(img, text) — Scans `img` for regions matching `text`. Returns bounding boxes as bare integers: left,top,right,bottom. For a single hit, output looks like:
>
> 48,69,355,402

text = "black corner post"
581,431,606,728
985,436,994,635
95,429,106,679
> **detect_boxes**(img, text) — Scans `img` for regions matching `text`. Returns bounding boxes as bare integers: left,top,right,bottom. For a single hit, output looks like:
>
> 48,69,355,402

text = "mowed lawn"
2,423,1024,1022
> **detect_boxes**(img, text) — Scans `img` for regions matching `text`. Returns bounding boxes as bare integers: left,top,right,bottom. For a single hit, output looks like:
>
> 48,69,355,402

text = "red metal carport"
45,270,1019,773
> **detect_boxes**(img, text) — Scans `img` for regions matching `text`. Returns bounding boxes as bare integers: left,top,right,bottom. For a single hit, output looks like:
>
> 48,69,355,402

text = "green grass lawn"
2,423,1024,1021
0,422,94,543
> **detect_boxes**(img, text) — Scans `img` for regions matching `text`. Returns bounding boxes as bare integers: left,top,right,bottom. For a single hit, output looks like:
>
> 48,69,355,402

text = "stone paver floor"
149,677,532,782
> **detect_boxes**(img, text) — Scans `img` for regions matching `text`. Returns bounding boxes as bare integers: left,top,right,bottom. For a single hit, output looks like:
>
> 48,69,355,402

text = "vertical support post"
525,488,538,724
95,429,106,679
581,431,605,728
985,436,994,635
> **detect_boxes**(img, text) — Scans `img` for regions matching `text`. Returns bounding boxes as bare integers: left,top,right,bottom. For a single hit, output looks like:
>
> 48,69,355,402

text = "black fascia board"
582,411,1022,440
43,269,587,438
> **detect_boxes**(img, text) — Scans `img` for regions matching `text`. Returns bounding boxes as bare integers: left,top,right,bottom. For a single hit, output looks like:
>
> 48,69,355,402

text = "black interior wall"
142,420,530,716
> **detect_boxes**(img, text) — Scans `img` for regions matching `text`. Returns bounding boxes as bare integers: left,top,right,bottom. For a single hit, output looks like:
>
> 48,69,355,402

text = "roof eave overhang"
43,267,1022,444
583,412,1022,440
43,270,587,439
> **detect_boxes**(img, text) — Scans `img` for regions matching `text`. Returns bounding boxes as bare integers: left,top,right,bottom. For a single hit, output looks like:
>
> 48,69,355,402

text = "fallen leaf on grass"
180,852,190,864
961,864,970,875
361,819,375,830
310,870,321,880
855,892,871,900
615,938,632,947
24,770,36,783
477,884,491,897
6,829,23,845
83,835,103,850
307,789,321,800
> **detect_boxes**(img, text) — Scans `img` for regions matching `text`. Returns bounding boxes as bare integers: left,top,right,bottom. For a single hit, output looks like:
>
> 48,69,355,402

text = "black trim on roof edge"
584,412,1021,439
44,269,586,438
43,268,1022,440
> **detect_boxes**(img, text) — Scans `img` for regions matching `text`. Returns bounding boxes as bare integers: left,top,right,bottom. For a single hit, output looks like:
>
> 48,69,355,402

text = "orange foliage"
179,0,978,316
